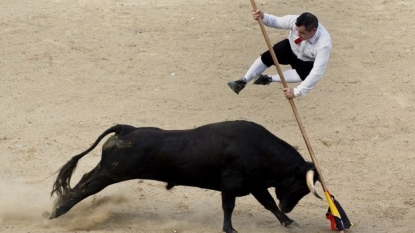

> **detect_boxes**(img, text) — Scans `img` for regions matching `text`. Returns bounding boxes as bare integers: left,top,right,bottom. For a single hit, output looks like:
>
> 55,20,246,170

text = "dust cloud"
0,178,51,223
0,177,273,232
0,177,130,231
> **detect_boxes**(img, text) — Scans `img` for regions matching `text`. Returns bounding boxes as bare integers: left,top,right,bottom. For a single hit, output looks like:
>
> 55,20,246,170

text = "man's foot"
227,80,246,94
253,74,272,85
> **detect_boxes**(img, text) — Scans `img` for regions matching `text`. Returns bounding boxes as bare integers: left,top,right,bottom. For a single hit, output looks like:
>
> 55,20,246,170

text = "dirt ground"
1,0,415,232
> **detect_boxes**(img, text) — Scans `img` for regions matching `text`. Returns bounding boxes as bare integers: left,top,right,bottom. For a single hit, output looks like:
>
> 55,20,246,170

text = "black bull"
50,120,321,233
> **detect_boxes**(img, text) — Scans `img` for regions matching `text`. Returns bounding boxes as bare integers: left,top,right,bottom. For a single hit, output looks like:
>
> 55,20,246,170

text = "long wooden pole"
251,0,352,233
248,1,345,232
249,0,328,192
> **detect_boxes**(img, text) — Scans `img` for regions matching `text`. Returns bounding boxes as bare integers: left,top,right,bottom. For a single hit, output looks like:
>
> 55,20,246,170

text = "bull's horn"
306,170,322,199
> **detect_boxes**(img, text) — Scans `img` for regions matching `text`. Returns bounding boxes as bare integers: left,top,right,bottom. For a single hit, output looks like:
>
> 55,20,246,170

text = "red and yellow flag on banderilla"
324,191,353,231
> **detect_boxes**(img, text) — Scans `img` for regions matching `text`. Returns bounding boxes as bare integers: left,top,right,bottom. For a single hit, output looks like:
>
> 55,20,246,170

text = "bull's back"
100,121,300,190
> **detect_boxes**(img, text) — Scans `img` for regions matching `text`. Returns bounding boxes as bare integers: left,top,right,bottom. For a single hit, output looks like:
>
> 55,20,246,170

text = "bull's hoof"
283,220,299,229
223,229,238,233
49,205,67,219
222,227,238,233
49,209,58,219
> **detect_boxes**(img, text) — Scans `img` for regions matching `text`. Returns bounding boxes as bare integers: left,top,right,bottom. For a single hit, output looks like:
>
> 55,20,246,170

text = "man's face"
296,25,317,40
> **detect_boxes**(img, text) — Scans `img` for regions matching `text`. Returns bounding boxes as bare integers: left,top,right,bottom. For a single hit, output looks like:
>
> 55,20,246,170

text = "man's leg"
254,53,314,86
227,57,268,94
243,56,269,83
254,69,302,85
227,39,292,94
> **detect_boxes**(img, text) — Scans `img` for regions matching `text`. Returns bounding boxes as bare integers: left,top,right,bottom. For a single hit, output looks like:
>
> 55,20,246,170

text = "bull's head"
276,166,321,213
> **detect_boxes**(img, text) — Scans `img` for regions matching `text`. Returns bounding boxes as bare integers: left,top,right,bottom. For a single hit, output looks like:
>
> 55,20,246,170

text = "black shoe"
253,74,272,85
227,80,246,94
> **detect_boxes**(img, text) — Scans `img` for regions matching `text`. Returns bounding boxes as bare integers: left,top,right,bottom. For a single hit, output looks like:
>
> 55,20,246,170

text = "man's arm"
294,46,331,97
262,14,297,30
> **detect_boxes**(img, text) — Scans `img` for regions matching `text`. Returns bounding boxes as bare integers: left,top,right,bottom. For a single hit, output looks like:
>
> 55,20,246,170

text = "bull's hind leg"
50,164,120,219
251,189,298,228
221,191,238,233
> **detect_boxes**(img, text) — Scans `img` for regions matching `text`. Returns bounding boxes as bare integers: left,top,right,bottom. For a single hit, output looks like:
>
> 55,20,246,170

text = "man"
227,10,332,99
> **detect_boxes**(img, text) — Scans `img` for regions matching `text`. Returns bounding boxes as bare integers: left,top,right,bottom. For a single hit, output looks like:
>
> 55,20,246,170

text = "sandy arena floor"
1,0,415,232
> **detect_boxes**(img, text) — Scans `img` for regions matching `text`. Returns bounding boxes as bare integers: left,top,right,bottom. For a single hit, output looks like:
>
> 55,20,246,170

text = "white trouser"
244,57,301,83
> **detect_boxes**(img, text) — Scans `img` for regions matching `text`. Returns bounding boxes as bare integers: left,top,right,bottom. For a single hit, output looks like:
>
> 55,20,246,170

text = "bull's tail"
50,124,136,199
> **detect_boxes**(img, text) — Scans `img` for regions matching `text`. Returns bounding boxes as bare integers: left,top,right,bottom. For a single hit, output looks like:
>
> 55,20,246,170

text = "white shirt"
262,14,332,97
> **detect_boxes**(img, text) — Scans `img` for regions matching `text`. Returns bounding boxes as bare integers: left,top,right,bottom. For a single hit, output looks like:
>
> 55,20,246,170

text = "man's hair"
295,12,318,31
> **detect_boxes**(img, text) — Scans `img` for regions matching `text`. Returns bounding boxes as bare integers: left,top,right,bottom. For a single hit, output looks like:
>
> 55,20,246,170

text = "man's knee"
260,53,274,67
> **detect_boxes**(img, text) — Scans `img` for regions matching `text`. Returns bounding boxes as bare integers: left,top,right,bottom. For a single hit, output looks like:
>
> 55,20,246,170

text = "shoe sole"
253,74,271,85
227,81,241,94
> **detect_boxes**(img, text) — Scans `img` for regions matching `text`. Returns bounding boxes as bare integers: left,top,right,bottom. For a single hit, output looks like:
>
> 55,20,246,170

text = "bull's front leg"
251,189,298,228
221,191,238,233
